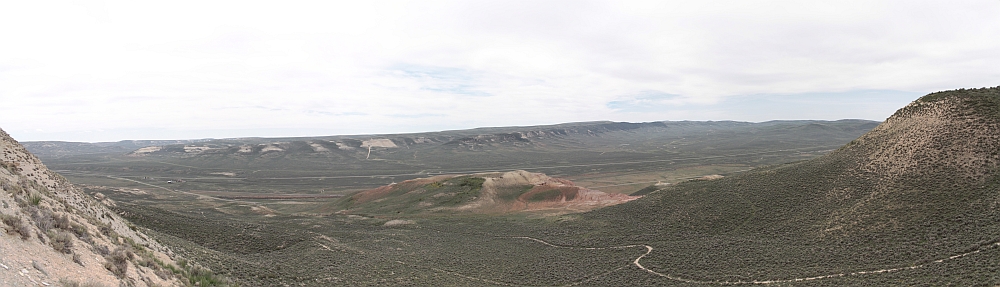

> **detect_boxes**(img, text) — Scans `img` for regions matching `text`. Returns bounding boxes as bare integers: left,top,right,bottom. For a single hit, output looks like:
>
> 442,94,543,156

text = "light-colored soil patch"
237,145,253,153
334,142,355,150
309,142,330,152
1,234,119,287
361,139,397,148
696,174,724,181
249,205,278,216
130,146,162,156
113,188,148,195
182,146,213,153
260,144,285,153
383,219,416,226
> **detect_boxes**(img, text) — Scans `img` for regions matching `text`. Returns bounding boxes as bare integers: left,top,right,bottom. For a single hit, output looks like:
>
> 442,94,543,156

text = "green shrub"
94,244,110,256
71,223,87,236
29,207,53,231
104,247,133,277
1,213,20,228
48,230,74,254
54,213,71,230
186,264,234,287
1,213,31,240
99,225,112,237
72,252,83,266
58,278,106,287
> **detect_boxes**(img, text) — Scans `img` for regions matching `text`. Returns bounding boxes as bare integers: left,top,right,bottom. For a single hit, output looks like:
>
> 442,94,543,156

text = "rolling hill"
336,170,639,215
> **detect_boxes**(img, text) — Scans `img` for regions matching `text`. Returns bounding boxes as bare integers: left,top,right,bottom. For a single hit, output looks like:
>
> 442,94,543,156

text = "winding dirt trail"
421,226,1000,285
504,235,1000,285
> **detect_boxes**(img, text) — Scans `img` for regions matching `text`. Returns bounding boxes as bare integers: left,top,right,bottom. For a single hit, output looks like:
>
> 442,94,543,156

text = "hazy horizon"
3,1,998,142
13,117,888,143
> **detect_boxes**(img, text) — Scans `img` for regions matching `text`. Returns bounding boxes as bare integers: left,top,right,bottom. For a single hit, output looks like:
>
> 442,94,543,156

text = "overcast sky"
2,1,998,142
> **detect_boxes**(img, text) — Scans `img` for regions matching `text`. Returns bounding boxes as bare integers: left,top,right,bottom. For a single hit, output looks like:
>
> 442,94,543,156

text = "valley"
5,87,1000,286
26,120,873,217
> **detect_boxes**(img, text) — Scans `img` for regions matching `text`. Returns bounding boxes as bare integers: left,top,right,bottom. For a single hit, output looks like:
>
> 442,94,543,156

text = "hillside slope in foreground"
0,129,232,286
458,87,1000,285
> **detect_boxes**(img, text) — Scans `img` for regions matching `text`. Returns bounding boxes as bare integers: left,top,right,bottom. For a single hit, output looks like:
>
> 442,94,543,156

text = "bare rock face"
0,128,183,286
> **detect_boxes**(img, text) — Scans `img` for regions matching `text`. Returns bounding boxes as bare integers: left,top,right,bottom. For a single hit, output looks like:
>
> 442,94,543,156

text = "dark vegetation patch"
630,185,659,196
338,176,488,214
104,246,133,277
112,203,307,255
435,176,486,206
523,188,564,202
48,230,74,254
131,209,644,286
1,213,31,239
495,184,533,202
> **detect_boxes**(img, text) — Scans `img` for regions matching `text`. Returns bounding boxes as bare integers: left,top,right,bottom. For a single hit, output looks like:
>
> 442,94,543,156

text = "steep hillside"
0,129,229,286
525,87,1000,285
337,170,639,215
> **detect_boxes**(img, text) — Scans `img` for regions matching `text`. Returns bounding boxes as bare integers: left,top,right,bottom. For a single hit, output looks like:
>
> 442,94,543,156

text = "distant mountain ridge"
23,139,214,158
24,119,879,158
23,119,882,196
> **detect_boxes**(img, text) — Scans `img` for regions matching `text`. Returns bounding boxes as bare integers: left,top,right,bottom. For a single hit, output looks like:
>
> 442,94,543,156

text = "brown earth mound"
340,170,639,215
349,175,456,204
507,172,640,212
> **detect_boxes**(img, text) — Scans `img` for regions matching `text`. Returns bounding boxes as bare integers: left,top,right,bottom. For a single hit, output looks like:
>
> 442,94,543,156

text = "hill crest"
840,87,1000,183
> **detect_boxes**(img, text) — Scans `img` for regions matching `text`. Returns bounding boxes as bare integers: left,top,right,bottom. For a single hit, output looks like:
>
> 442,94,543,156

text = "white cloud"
1,0,998,141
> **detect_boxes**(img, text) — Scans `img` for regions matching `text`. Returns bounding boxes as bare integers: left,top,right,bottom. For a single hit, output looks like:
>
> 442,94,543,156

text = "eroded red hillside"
338,170,639,215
